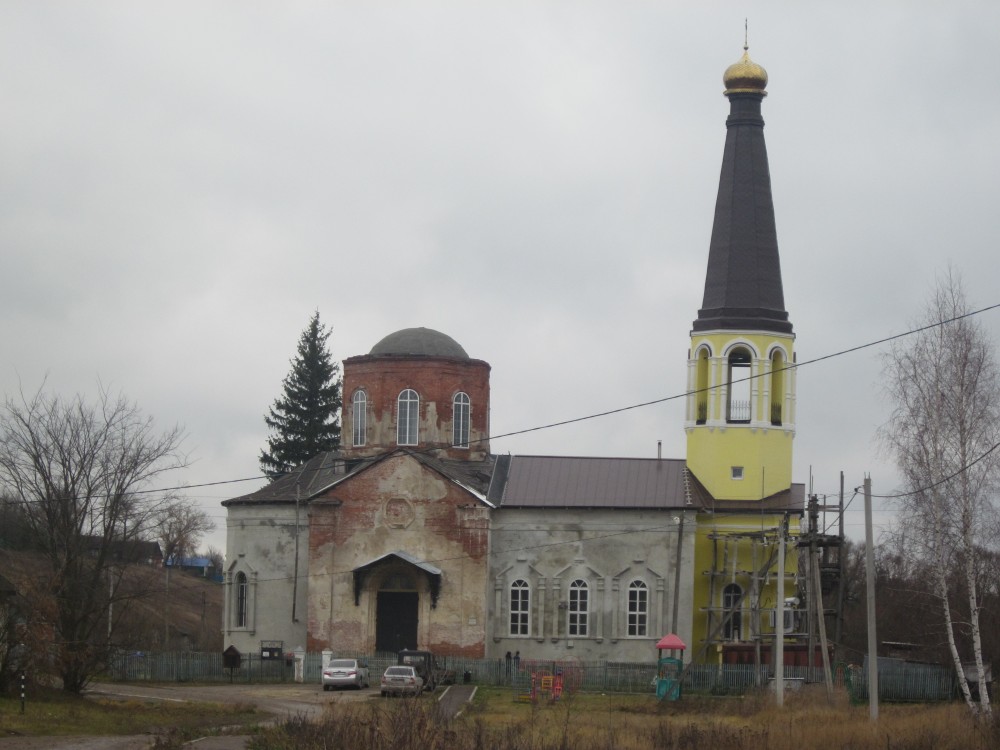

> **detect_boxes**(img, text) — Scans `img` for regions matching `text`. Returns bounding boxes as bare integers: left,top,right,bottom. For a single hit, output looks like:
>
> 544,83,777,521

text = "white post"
294,646,306,684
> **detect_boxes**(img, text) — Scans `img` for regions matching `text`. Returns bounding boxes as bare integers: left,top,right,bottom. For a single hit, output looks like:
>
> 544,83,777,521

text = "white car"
380,665,424,696
322,658,370,690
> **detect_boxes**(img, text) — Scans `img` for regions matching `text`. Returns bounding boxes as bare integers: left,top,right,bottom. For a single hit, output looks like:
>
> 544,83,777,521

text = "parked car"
397,649,454,692
380,665,424,696
322,658,370,690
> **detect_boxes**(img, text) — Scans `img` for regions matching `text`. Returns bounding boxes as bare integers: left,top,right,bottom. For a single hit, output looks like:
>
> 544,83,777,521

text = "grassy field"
251,686,1000,750
3,684,998,750
0,687,262,744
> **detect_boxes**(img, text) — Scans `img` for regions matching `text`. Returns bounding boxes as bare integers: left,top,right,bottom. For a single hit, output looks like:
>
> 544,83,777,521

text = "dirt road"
0,681,474,750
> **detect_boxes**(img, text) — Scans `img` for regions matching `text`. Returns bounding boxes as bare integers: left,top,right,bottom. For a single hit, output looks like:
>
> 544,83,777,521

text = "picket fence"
105,651,957,702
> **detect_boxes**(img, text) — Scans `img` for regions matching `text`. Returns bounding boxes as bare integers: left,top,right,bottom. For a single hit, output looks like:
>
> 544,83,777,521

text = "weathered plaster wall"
223,502,309,656
488,508,696,663
306,453,490,656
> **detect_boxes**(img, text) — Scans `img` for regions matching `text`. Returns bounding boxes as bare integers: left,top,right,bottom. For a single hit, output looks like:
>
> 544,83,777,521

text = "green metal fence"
105,651,956,702
845,659,955,703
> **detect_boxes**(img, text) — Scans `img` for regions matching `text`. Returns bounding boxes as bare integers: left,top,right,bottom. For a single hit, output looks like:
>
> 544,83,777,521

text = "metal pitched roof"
493,455,691,509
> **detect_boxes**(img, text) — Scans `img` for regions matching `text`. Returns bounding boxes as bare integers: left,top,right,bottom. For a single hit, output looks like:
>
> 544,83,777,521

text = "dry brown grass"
247,686,1000,750
0,687,261,739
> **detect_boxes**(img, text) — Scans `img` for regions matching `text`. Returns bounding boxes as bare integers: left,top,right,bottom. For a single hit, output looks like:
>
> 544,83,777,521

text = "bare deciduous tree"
879,269,999,715
204,546,224,575
155,499,214,565
0,385,186,692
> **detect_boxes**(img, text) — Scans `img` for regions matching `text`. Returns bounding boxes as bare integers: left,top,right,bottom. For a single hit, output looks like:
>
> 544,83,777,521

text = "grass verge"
247,685,1000,750
0,687,262,741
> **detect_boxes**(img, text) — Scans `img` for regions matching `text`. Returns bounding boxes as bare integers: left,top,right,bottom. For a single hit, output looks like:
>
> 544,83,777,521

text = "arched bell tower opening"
726,347,753,423
770,348,786,426
694,345,711,424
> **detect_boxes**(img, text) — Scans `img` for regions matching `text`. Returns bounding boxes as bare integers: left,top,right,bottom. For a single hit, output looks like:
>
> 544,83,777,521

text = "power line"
7,301,1000,505
860,438,1000,500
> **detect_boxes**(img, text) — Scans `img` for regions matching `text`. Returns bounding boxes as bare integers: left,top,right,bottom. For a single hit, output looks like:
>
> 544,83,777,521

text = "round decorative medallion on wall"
384,497,415,528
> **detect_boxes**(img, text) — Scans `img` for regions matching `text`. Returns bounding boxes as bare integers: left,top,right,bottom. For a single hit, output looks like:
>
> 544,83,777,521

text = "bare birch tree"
880,269,999,715
0,385,186,692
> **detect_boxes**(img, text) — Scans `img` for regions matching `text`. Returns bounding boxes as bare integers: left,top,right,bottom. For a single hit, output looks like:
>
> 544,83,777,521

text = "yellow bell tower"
686,45,795,501
685,45,802,664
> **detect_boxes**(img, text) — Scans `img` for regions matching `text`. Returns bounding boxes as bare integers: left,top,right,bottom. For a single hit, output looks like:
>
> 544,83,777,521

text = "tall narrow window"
235,572,248,628
568,579,589,636
453,392,470,448
627,580,648,636
352,389,368,446
726,348,752,423
510,579,530,636
695,347,710,424
770,349,785,426
397,389,419,446
723,583,742,641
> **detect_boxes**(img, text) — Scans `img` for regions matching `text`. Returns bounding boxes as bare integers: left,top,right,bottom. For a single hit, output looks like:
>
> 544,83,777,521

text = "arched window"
453,392,470,448
510,579,530,636
770,349,785,426
352,389,367,446
726,348,752,423
235,572,248,628
627,580,648,636
397,389,419,446
568,579,589,637
695,347,710,424
723,583,742,641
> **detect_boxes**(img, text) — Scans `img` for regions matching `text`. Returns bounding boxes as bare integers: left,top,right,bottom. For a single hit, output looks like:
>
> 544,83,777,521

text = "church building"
223,46,803,666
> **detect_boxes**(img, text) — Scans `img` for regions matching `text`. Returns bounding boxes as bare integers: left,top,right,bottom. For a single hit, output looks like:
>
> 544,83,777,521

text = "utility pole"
164,559,171,648
292,483,300,623
671,513,684,640
775,516,786,707
812,546,834,697
834,471,846,649
863,476,879,720
805,495,817,682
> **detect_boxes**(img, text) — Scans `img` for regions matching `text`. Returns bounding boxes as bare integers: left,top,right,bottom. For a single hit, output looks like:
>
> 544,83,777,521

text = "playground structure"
512,659,582,703
654,633,686,701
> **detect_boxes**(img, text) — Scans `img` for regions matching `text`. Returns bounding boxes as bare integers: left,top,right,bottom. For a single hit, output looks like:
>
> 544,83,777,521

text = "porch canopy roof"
352,550,443,608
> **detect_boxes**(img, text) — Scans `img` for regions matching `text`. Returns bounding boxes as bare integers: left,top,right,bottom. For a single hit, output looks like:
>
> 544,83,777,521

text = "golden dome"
723,47,767,95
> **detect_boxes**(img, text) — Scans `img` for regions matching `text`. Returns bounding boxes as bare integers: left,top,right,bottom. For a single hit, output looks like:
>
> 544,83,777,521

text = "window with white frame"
453,392,470,448
397,389,419,446
235,571,248,628
568,579,589,636
628,580,648,636
510,579,530,636
352,389,367,447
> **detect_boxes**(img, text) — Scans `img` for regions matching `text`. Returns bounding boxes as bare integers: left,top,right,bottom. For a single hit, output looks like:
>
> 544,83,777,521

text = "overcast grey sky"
4,2,1000,552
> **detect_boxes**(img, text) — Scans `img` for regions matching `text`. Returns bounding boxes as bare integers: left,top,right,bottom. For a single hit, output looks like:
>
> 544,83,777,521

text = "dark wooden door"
376,591,418,653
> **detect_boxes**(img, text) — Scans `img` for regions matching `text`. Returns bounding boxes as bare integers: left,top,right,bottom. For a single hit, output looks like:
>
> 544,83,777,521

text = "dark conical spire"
693,47,792,335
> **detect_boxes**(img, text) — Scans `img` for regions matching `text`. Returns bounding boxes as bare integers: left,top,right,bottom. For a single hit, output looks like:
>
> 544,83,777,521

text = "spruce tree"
259,311,342,479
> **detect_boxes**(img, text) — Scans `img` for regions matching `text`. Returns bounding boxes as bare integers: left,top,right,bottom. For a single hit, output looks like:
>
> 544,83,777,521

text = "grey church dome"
369,327,469,359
